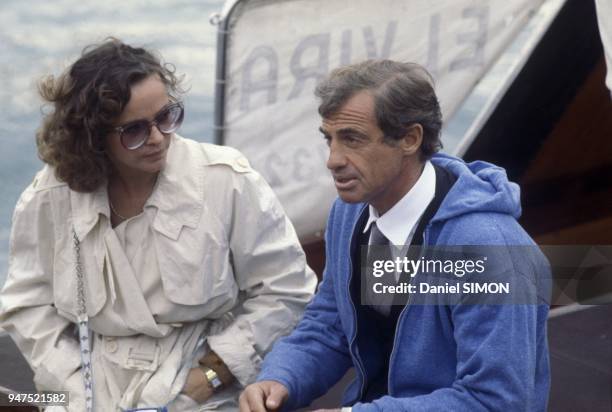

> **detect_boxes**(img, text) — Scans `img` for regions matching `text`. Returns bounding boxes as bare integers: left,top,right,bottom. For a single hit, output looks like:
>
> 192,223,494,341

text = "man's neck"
371,159,425,216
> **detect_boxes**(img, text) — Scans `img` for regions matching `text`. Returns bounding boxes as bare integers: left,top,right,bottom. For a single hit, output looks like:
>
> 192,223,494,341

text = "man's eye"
322,135,331,145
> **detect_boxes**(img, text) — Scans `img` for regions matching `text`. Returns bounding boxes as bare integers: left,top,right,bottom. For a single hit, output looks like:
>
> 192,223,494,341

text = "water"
0,0,225,287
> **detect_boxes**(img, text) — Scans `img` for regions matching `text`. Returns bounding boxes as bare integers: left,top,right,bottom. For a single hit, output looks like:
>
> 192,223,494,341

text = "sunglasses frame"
113,101,184,150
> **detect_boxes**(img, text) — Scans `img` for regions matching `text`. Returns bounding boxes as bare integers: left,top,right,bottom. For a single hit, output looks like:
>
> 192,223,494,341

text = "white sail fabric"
222,0,545,241
596,0,612,94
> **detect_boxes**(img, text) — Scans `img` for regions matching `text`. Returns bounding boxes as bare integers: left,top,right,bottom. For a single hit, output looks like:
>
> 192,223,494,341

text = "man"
240,60,551,411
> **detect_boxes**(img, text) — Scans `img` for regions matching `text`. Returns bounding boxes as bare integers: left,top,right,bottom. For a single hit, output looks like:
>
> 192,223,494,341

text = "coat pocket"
155,224,235,306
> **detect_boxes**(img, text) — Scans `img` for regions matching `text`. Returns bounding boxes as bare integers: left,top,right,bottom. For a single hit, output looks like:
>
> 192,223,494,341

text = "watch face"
203,367,223,389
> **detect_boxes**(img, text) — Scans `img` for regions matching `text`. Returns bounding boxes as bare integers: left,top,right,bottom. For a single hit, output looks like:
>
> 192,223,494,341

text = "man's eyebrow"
336,127,367,138
318,127,330,135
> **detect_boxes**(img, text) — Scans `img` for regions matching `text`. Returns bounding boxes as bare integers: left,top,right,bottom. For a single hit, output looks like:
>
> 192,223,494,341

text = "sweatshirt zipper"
386,226,431,395
347,208,368,401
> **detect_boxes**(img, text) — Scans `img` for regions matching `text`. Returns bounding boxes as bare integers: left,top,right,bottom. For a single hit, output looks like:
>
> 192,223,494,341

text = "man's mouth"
333,176,357,190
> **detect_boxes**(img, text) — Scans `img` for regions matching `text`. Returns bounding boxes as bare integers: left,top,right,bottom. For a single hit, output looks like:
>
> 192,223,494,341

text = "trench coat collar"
70,184,108,241
147,135,204,240
70,135,204,241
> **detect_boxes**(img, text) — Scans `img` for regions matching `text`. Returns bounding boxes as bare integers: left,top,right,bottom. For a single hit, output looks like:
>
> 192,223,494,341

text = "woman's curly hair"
36,38,184,192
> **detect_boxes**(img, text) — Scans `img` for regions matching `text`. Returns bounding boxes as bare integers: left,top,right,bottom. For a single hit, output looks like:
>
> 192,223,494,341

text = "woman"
0,38,317,411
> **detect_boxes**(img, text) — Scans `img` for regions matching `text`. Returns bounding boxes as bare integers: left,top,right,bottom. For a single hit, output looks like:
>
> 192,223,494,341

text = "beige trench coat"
0,135,317,411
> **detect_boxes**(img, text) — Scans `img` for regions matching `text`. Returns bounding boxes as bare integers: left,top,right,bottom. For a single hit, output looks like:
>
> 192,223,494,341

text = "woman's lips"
143,149,164,159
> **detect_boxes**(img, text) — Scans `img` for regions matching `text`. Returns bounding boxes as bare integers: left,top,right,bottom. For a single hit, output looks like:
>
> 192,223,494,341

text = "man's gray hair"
315,60,443,159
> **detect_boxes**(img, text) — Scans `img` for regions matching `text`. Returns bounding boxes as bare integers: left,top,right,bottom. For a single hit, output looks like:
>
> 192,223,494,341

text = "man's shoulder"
438,211,534,246
437,212,549,300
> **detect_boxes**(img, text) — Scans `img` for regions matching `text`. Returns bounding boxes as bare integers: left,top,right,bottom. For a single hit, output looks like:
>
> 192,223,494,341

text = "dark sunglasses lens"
157,104,184,133
121,122,149,150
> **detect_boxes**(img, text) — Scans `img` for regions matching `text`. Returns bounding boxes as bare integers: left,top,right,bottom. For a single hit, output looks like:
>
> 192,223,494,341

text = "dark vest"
349,164,457,402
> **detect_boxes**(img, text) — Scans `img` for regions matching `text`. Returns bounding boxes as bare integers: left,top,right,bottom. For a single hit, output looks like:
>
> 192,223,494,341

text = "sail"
217,0,546,241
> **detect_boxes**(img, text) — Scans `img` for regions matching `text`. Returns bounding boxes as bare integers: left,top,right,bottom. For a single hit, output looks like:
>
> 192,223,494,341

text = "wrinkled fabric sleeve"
0,184,85,410
351,302,549,412
206,169,318,388
257,201,353,410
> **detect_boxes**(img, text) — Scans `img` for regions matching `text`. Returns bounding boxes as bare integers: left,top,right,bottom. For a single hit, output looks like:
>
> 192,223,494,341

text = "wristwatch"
201,366,223,391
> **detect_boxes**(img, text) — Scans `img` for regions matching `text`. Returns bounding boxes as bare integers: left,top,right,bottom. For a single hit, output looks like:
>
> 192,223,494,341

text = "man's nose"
326,141,347,171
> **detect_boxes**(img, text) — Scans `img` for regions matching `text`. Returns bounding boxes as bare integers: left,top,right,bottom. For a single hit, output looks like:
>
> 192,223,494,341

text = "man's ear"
400,123,423,156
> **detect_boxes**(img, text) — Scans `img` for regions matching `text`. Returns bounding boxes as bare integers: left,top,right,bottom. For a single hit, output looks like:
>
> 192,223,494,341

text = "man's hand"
181,367,214,403
239,380,289,412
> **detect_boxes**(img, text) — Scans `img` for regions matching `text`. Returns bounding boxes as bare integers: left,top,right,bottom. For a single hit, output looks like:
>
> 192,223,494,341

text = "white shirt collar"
363,161,436,245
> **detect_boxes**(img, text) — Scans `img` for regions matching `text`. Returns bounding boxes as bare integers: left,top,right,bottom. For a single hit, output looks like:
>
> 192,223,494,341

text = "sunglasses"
113,102,184,150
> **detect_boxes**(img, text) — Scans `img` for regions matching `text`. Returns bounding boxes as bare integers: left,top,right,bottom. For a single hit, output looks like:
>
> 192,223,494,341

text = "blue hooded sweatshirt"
258,154,551,412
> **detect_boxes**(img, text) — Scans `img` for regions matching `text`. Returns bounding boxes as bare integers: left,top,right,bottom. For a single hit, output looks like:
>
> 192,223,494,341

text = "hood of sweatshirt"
430,153,522,224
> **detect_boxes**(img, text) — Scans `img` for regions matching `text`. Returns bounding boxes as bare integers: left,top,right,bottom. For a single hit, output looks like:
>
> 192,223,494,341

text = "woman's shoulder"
172,135,252,175
18,165,67,204
13,165,68,222
28,165,67,192
166,135,274,208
